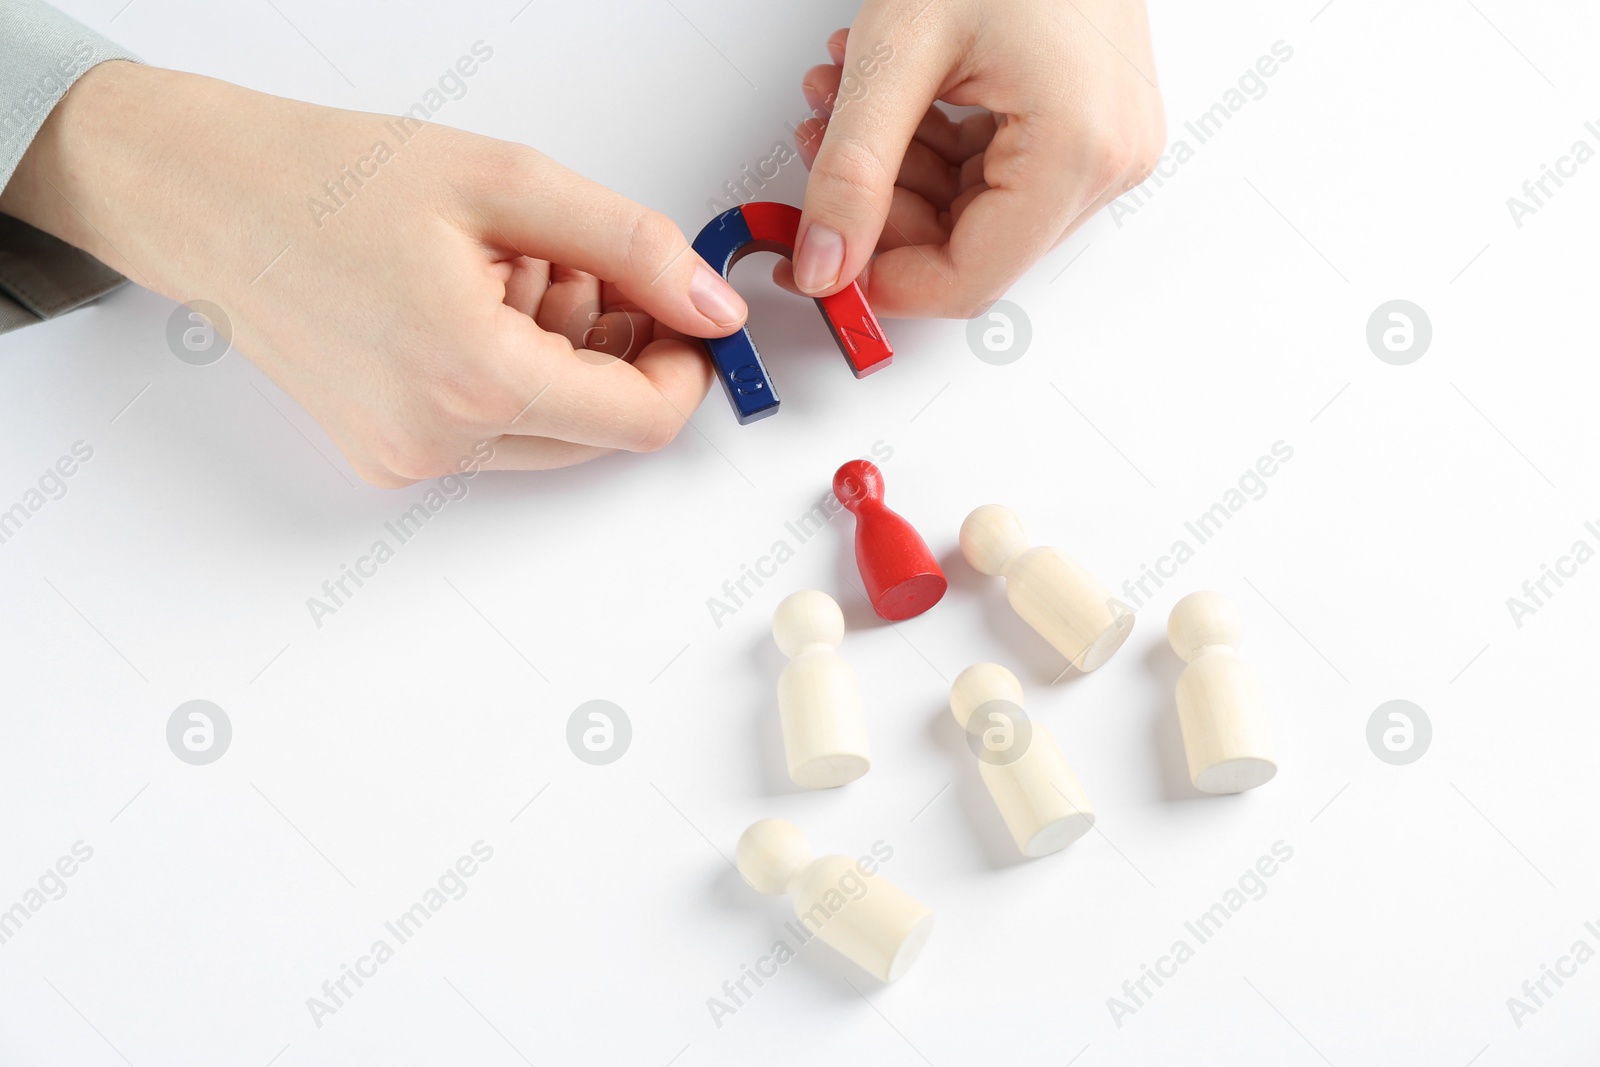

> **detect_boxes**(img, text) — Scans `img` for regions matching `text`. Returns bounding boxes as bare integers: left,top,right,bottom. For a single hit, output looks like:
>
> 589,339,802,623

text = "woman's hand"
1,61,747,485
783,0,1166,318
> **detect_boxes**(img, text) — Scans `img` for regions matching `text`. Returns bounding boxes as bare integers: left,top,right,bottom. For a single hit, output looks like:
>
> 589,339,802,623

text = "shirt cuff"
0,0,142,335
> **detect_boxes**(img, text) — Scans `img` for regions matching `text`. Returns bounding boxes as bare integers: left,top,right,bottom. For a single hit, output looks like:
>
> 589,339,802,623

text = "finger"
780,192,941,295
502,257,551,317
794,63,840,165
599,279,640,314
608,301,698,351
859,115,1114,317
801,63,840,118
500,315,713,451
896,138,963,209
910,107,998,167
772,255,875,299
825,26,848,65
958,153,987,195
793,14,957,297
772,188,943,294
804,61,966,211
463,152,748,338
585,310,653,362
588,281,662,360
535,264,603,348
876,187,947,250
770,259,802,297
795,113,826,170
948,181,987,228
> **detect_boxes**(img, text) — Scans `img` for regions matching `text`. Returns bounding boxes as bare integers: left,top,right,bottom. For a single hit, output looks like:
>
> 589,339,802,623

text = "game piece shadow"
749,630,817,796
926,702,1033,870
830,526,919,633
939,547,1089,689
1143,639,1208,801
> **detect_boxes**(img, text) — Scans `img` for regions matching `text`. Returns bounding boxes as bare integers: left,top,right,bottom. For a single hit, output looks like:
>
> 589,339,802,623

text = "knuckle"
418,350,528,433
629,416,683,454
353,462,415,490
491,142,547,193
1078,100,1169,195
626,209,687,277
957,291,1003,321
1125,118,1169,189
1143,107,1169,162
815,132,891,204
1085,131,1138,192
372,433,452,482
429,376,500,432
1125,153,1157,189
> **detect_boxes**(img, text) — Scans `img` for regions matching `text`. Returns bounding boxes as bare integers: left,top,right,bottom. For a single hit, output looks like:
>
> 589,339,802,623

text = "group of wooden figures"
734,463,1278,984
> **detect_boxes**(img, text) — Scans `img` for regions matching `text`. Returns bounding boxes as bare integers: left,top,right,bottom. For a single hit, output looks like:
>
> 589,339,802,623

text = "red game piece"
833,460,947,621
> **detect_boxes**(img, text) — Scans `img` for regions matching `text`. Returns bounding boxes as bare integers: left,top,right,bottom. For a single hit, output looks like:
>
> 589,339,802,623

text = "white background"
2,0,1598,1064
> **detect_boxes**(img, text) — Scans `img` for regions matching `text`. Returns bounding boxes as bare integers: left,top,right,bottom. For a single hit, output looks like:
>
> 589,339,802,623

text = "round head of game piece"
1167,590,1244,662
948,662,1024,728
832,459,883,512
959,504,1029,576
772,589,845,657
736,818,814,895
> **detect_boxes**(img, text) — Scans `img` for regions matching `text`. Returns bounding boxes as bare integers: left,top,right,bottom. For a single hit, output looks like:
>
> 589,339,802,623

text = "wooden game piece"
959,505,1135,673
834,460,946,621
949,663,1096,857
691,203,892,424
736,818,934,983
1167,591,1277,794
772,590,870,788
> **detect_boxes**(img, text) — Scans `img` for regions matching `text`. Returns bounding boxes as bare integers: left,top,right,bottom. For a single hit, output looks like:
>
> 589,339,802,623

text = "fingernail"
690,263,747,328
827,40,845,64
794,224,844,293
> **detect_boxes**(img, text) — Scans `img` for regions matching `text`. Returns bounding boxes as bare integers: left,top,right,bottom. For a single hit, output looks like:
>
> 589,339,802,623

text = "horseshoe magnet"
691,202,893,424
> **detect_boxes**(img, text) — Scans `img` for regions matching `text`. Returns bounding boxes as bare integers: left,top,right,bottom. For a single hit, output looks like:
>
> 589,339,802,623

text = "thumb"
793,21,953,296
463,150,748,338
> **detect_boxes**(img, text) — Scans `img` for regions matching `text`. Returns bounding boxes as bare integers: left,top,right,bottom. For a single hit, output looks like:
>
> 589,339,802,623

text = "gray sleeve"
0,0,142,335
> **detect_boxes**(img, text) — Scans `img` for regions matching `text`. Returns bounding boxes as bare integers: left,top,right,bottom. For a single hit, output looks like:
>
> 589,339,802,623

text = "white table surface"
3,0,1598,1064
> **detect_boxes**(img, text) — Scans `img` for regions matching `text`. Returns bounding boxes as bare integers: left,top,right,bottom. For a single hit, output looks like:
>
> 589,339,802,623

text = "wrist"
2,61,183,295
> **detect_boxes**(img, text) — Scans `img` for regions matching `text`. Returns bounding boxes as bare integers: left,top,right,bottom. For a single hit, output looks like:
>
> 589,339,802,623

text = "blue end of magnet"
692,207,779,424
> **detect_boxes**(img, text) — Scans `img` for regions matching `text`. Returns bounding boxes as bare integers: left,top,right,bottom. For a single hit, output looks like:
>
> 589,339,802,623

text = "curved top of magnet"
691,203,892,425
